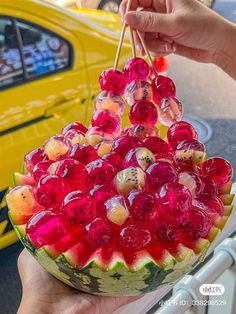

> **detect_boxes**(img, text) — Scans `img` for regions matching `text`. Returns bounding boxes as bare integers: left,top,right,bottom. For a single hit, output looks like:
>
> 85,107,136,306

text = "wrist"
213,20,236,79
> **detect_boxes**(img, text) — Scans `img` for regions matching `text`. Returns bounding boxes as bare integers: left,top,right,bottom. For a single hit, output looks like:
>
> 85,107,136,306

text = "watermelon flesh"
6,57,235,296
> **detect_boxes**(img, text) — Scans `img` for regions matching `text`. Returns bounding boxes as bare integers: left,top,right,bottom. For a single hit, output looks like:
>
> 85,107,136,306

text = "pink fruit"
102,152,123,172
90,184,116,216
111,135,142,157
124,147,155,171
119,224,152,251
167,121,198,148
62,122,88,135
178,172,203,199
158,97,183,127
200,157,233,186
122,124,160,139
95,91,125,115
86,159,115,186
32,160,53,181
123,57,150,83
35,174,68,207
24,148,48,173
99,69,126,95
61,191,96,225
179,208,212,240
174,139,206,166
26,211,66,248
143,137,171,159
155,217,180,242
129,100,158,126
92,110,121,135
153,57,168,74
151,75,176,104
124,80,152,106
200,176,218,197
55,159,86,190
69,144,98,165
128,191,157,221
147,161,177,192
156,182,192,214
86,218,112,246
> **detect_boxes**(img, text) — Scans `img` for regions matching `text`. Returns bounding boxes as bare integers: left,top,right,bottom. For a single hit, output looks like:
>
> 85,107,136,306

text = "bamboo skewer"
114,0,133,70
136,30,158,76
130,28,136,58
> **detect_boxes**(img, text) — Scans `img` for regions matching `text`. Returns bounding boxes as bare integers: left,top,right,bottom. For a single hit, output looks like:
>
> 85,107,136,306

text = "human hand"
17,249,139,314
120,0,236,78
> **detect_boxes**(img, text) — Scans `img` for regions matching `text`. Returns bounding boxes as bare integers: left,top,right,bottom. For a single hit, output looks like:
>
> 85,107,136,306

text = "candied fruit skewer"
130,27,137,58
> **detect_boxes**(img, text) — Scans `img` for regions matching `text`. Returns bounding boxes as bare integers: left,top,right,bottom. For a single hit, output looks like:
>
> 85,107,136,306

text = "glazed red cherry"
123,57,150,82
102,152,123,172
143,137,171,159
86,218,112,246
90,184,116,216
36,174,68,207
129,100,158,126
24,148,48,173
200,157,233,186
86,159,115,186
55,159,86,190
151,75,176,104
167,121,198,148
26,211,66,248
69,144,98,165
128,191,157,221
119,224,152,251
122,124,159,139
32,160,53,181
156,182,192,214
111,135,142,157
179,208,212,240
99,69,126,95
194,196,224,217
62,122,88,135
61,191,96,225
146,161,177,192
92,110,121,135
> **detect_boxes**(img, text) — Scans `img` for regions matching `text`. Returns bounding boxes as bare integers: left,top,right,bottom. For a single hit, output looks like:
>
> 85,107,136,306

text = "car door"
0,15,89,191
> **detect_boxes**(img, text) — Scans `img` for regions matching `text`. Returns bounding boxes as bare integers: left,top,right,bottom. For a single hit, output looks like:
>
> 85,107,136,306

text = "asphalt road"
0,2,236,314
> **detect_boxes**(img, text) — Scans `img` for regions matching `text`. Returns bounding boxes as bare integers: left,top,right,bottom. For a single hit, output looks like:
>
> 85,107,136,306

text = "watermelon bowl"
6,56,235,296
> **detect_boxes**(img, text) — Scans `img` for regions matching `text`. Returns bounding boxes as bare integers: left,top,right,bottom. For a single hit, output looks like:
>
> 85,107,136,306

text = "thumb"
125,11,174,35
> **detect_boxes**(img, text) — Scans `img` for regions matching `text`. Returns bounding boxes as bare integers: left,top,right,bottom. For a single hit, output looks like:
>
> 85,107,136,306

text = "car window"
16,20,71,79
0,18,24,88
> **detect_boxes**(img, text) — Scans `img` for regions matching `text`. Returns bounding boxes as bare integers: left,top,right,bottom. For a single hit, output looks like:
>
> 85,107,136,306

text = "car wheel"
98,0,121,13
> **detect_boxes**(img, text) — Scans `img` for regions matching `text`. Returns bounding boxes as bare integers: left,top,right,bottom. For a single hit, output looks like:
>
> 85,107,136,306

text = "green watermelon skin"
15,233,204,296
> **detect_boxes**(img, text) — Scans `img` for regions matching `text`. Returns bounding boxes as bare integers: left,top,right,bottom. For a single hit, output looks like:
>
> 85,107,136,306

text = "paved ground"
0,2,235,313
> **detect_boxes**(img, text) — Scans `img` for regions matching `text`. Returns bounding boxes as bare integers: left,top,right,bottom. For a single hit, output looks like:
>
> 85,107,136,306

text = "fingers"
120,0,153,17
125,11,174,35
174,43,212,63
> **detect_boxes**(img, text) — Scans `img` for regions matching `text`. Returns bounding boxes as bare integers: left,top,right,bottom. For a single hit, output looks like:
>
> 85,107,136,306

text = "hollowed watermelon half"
6,60,235,296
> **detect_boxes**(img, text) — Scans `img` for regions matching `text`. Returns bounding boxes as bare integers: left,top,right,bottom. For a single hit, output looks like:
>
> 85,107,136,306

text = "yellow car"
0,0,131,194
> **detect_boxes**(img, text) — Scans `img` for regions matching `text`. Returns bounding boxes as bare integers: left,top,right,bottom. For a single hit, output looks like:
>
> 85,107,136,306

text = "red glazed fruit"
123,57,150,83
99,69,126,95
124,147,155,171
119,224,152,251
151,75,176,104
200,157,233,186
167,121,198,148
69,144,98,165
128,191,157,221
143,137,171,159
155,217,180,242
92,110,121,135
32,160,53,181
129,100,158,126
86,159,115,186
147,161,177,192
174,139,206,166
112,135,142,157
61,191,96,225
35,174,68,207
24,148,48,173
62,122,88,135
86,218,112,246
156,182,192,214
26,211,66,248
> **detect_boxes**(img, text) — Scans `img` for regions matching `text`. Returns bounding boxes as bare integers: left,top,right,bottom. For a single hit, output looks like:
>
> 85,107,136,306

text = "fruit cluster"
7,57,233,267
